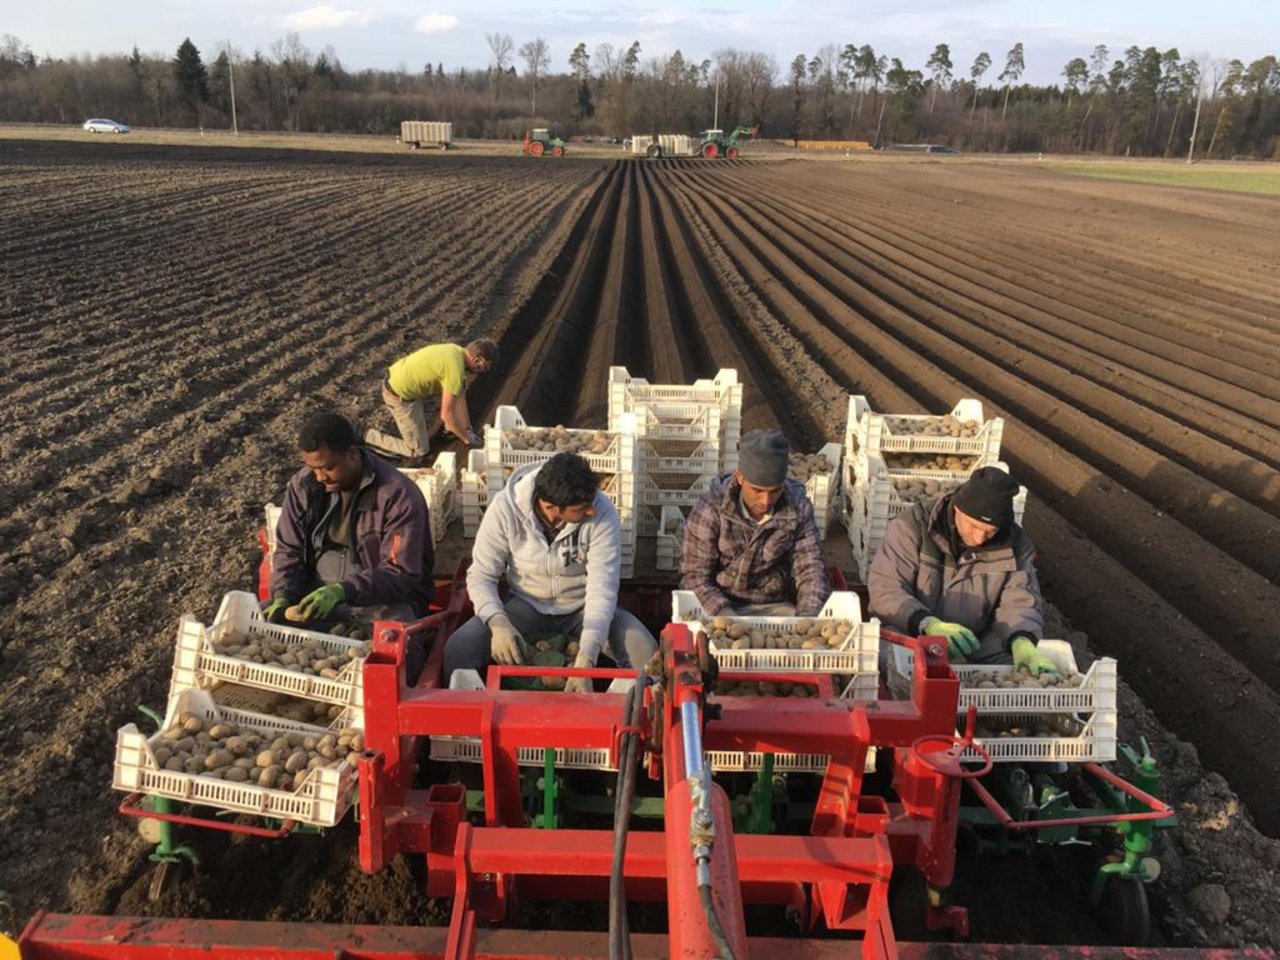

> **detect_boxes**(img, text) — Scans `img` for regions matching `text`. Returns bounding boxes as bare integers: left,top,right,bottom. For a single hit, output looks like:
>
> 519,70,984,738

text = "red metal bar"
116,793,296,839
968,762,1174,830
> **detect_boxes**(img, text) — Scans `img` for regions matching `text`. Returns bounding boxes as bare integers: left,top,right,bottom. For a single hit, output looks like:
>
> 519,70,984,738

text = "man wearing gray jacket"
868,466,1056,673
444,452,656,692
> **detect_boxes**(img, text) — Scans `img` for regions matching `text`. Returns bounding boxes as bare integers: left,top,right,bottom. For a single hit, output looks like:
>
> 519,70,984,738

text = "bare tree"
486,32,513,106
518,37,551,116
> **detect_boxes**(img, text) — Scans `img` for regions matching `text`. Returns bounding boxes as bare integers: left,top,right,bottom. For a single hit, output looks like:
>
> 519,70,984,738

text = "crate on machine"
655,505,688,571
670,590,880,681
483,406,636,492
607,367,742,472
845,395,1004,461
792,442,842,538
169,591,368,728
460,449,489,538
888,640,1118,763
113,688,359,828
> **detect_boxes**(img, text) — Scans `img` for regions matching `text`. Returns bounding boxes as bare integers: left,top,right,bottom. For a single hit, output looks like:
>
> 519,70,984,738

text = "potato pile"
701,617,853,651
504,425,613,456
715,680,815,697
150,710,362,790
973,715,1086,739
883,452,976,473
958,668,1085,689
257,694,346,725
890,476,959,503
884,414,982,438
788,452,833,482
210,634,370,679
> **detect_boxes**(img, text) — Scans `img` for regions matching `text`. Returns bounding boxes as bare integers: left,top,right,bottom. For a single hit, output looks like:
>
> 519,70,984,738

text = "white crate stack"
889,640,1118,763
842,396,1012,581
671,590,881,700
791,442,843,539
607,367,743,538
480,406,639,579
654,505,688,571
460,449,489,538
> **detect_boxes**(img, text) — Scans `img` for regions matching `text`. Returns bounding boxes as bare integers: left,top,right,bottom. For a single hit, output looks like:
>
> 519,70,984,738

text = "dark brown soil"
1,140,1278,952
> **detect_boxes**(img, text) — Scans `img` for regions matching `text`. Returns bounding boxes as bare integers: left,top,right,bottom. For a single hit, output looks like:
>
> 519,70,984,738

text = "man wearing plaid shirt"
680,429,831,616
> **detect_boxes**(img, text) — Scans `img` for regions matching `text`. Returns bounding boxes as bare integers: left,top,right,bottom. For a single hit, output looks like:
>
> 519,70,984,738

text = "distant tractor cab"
523,128,567,158
699,122,760,159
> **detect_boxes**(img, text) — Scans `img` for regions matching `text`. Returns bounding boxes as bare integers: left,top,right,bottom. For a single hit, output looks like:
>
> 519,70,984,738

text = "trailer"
631,133,699,158
400,120,453,150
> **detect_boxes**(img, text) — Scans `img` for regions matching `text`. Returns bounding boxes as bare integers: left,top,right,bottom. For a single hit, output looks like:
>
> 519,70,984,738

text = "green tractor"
698,122,760,159
523,128,567,158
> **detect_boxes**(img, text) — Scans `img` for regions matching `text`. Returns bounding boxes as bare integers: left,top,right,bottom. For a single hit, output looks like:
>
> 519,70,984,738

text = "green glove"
1011,637,1058,675
921,617,980,658
261,597,290,624
297,583,345,620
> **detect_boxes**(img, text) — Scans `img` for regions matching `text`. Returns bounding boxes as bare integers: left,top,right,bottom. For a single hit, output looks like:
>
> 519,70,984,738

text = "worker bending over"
868,465,1056,673
681,429,831,616
364,338,498,462
445,452,656,693
264,411,434,679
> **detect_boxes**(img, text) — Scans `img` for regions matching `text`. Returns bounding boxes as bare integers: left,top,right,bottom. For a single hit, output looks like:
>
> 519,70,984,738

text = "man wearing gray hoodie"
444,452,656,692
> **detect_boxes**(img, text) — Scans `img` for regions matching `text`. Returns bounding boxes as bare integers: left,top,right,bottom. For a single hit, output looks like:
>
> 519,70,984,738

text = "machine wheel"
726,146,739,159
552,145,564,157
1098,876,1151,946
888,866,944,943
529,140,545,157
702,142,719,158
646,143,662,158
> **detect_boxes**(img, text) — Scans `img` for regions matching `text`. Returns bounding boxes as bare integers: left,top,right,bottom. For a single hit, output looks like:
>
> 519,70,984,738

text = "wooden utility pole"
226,41,239,135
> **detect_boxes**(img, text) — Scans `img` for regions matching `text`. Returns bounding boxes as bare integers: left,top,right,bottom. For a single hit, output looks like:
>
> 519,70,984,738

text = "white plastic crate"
113,688,358,828
655,505,687,570
483,406,636,492
845,395,1004,461
608,367,742,472
793,442,842,539
888,641,1118,764
636,436,723,476
671,590,880,677
708,747,878,774
169,591,367,727
206,682,354,731
637,472,715,509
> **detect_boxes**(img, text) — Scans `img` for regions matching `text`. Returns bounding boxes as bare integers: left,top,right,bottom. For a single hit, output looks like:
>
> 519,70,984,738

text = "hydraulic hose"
608,667,646,960
698,881,739,960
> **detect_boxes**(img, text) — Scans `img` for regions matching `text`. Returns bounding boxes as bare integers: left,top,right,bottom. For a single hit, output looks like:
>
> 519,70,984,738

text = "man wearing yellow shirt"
364,338,499,460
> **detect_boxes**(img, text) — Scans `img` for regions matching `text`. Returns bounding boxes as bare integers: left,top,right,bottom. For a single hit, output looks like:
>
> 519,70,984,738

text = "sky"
7,0,1277,86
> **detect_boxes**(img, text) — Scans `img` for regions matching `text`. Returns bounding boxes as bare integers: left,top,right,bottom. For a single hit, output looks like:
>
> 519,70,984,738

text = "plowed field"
2,140,1278,949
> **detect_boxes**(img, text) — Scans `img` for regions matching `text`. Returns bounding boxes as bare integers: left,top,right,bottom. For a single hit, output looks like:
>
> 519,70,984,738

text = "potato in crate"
169,591,369,729
888,640,1118,763
789,443,842,538
483,405,636,493
671,590,880,677
845,394,1003,461
113,688,360,828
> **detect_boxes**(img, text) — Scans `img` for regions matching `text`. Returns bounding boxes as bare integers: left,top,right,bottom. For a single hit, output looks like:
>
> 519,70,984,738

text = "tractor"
523,128,567,158
699,123,760,159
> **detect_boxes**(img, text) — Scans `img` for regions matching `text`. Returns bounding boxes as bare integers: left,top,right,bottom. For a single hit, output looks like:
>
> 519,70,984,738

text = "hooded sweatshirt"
467,462,622,663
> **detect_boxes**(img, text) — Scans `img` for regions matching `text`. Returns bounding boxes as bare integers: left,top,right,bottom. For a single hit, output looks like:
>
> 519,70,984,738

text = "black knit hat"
952,466,1020,527
738,429,789,487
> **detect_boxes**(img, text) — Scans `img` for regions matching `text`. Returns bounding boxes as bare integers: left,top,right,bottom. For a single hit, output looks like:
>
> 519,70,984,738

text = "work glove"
465,429,484,449
297,583,345,620
261,597,291,624
564,652,597,694
1011,637,1058,676
921,617,980,659
488,613,527,666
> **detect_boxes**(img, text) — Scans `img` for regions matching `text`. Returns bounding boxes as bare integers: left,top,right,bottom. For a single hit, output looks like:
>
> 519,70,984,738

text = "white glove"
564,652,596,694
488,613,526,665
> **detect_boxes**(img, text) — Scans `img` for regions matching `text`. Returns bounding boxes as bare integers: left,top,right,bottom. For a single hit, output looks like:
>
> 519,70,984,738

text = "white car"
82,119,130,134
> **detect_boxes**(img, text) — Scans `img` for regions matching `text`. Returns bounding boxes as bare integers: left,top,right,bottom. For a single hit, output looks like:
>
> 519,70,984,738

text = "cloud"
275,5,372,31
414,12,460,33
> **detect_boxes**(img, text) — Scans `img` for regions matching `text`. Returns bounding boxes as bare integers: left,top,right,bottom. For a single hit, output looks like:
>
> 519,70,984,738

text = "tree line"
1,32,1276,158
